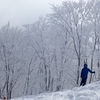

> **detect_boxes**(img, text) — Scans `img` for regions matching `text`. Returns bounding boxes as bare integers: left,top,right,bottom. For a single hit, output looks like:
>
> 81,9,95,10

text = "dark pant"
80,78,87,86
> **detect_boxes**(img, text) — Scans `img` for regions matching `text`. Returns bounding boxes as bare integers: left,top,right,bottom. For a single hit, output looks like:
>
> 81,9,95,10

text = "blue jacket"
81,64,95,79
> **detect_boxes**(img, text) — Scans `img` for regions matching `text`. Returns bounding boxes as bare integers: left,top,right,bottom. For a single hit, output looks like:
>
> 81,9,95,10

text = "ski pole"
94,73,96,80
93,73,96,81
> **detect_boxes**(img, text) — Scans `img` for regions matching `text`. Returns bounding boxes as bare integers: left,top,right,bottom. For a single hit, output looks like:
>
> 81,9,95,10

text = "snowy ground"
12,81,100,100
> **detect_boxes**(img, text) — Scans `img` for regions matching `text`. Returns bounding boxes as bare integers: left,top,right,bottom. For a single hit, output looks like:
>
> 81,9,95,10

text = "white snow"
11,81,100,100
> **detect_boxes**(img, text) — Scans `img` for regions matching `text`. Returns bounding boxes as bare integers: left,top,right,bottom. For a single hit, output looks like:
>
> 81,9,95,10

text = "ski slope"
12,81,100,100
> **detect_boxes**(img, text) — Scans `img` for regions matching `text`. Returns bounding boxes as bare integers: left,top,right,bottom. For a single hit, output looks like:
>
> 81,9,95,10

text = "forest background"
0,0,100,99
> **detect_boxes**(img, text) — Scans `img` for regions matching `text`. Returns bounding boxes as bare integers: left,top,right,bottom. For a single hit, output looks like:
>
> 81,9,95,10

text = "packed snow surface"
12,81,100,100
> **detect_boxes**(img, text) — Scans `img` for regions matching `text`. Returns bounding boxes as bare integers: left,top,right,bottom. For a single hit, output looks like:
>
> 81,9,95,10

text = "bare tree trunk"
97,59,100,81
44,64,48,91
89,55,93,83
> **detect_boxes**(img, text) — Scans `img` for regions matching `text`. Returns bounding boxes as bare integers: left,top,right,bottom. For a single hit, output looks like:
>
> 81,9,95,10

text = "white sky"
0,0,79,27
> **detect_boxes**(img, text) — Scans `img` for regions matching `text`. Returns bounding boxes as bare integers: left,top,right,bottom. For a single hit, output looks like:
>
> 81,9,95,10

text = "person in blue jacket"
80,63,95,86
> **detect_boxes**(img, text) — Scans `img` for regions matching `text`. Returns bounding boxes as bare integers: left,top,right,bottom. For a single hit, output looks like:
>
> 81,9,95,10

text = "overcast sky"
0,0,79,27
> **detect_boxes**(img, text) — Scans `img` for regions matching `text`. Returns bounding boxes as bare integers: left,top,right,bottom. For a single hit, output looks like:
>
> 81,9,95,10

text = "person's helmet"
84,63,87,67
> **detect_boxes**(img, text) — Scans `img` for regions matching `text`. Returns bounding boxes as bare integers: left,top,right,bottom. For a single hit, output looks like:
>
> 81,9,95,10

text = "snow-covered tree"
0,23,23,99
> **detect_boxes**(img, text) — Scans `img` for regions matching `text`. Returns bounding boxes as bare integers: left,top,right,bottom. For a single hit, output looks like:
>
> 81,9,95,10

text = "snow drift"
11,81,100,100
